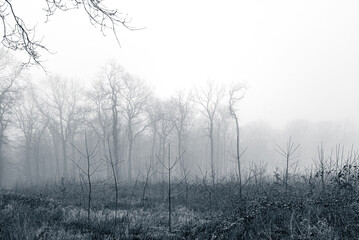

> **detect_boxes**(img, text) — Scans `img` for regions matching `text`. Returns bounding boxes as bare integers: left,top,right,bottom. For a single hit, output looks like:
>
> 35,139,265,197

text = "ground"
0,177,358,239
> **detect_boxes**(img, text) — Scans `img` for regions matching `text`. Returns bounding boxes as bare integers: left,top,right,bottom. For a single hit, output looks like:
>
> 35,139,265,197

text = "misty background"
15,0,359,126
1,0,359,186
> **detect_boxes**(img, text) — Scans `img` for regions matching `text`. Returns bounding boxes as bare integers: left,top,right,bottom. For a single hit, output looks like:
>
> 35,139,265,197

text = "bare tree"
275,137,300,190
139,159,158,205
71,132,101,222
14,86,41,180
121,73,151,180
314,143,336,191
171,90,192,175
31,117,48,182
157,100,174,181
228,83,246,197
0,0,136,65
37,76,82,179
249,161,268,195
103,137,123,225
214,105,231,175
197,166,214,212
146,97,161,178
0,49,22,186
85,78,112,177
195,81,224,185
98,62,125,179
156,143,185,233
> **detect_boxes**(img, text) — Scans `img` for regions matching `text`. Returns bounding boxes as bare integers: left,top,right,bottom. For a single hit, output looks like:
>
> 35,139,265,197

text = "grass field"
1,167,359,240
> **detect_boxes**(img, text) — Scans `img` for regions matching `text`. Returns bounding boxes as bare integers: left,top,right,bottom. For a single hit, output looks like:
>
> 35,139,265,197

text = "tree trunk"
128,119,134,181
128,139,133,181
177,131,184,175
162,138,166,182
25,140,32,180
0,138,3,187
150,130,157,181
112,106,120,180
103,139,111,179
209,120,215,185
87,154,92,221
168,143,172,232
62,139,68,178
216,128,221,175
52,133,60,179
285,154,289,191
59,109,68,179
234,116,242,198
71,137,76,180
151,131,156,165
35,142,40,182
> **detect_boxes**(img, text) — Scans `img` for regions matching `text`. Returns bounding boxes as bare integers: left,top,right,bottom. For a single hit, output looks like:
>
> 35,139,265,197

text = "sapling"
70,132,101,221
139,159,158,206
156,143,185,233
275,137,300,191
103,138,122,225
228,147,247,198
198,166,213,212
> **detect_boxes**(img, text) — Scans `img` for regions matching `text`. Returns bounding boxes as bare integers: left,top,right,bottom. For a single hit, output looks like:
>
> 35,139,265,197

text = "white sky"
13,0,359,128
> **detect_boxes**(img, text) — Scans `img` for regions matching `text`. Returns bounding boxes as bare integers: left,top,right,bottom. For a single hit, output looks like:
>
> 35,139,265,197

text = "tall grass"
3,157,359,239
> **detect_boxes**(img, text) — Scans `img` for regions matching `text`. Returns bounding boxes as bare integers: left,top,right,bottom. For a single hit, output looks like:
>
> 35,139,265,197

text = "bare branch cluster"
229,83,246,120
0,0,135,66
0,0,48,66
275,137,300,159
275,137,300,190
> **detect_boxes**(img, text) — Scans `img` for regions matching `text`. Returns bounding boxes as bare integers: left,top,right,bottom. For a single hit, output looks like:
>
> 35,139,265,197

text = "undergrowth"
2,166,359,239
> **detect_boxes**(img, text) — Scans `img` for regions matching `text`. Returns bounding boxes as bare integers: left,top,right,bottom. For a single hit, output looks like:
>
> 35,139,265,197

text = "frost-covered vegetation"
2,158,359,240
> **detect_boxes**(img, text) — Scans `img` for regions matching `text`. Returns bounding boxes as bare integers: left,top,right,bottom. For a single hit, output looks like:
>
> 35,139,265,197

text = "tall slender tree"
121,73,151,180
157,100,174,181
195,81,224,185
97,62,126,179
229,83,246,197
85,78,112,177
171,90,192,175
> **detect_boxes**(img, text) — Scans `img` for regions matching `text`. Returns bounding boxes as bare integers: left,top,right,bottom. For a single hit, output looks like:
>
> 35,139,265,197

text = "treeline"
1,50,359,187
1,54,246,186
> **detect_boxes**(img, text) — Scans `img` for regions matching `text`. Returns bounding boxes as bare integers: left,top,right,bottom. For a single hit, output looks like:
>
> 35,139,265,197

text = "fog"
18,0,359,127
1,1,359,186
3,2,359,239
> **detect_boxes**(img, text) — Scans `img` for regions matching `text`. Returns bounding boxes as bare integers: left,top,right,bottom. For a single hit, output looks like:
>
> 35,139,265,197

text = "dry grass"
2,167,359,239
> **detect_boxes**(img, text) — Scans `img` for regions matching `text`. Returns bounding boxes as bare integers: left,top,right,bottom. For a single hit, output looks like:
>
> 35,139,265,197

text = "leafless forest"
1,1,359,239
1,48,359,239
